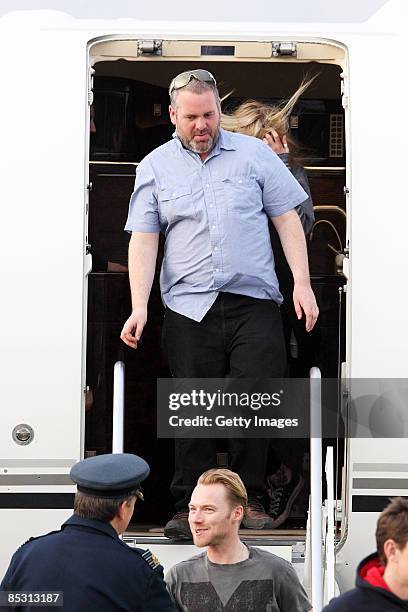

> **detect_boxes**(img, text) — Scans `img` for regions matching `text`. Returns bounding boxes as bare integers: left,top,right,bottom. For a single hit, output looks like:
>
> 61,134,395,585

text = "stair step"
122,534,306,576
126,524,306,539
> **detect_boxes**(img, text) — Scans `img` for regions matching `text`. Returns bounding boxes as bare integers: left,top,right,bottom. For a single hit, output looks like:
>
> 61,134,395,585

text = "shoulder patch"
141,548,161,571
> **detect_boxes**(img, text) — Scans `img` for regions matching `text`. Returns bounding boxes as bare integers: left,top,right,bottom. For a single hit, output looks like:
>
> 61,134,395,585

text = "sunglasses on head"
169,69,217,95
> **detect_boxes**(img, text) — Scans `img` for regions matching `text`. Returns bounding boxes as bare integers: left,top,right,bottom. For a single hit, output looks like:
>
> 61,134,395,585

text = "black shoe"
267,464,304,529
164,511,192,540
242,498,275,529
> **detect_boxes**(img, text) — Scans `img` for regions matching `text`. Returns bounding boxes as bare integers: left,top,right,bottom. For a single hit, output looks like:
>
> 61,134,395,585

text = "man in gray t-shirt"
165,468,311,612
166,546,310,612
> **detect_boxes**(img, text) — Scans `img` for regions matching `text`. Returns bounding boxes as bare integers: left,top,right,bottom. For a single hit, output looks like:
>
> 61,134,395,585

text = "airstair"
113,364,337,611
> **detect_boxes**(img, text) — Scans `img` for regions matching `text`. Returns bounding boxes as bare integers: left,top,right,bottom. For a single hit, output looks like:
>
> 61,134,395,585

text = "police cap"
70,453,150,498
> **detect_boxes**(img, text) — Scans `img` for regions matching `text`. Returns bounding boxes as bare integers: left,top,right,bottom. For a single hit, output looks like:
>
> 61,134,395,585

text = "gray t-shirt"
165,546,311,612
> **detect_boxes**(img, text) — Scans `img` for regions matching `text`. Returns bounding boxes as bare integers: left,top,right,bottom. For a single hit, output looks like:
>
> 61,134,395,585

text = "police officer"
0,453,176,611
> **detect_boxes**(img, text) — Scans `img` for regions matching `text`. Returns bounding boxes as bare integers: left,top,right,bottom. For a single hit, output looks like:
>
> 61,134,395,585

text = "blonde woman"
221,78,315,234
221,82,316,527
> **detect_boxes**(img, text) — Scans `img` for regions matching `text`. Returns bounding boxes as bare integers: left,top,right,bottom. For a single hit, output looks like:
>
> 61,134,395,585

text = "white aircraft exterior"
0,1,407,608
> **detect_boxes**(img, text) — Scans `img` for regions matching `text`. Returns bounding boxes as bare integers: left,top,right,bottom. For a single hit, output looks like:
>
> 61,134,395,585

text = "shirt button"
214,246,218,251
215,268,219,272
212,225,216,229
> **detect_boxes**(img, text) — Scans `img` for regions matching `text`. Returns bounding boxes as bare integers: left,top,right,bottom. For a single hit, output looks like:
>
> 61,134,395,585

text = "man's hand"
293,282,319,332
120,231,159,349
120,306,147,349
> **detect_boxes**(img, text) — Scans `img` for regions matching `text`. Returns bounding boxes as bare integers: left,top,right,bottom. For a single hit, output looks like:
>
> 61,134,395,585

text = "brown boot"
164,511,192,540
242,498,275,529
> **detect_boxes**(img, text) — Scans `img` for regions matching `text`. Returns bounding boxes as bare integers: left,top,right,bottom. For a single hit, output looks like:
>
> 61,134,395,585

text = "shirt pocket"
221,175,259,215
157,184,195,223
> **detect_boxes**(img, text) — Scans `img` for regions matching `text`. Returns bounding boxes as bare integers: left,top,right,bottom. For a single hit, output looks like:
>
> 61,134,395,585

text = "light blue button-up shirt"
125,129,307,322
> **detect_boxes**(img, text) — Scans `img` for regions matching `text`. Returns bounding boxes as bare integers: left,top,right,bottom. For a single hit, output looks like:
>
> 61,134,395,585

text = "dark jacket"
323,552,408,611
278,152,314,235
0,515,176,612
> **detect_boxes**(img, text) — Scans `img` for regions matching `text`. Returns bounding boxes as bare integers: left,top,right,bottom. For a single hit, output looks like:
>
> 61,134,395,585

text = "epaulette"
19,529,61,549
140,548,161,571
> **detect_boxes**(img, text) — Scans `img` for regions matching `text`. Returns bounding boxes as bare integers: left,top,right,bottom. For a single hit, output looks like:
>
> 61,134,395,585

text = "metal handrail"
313,205,346,219
325,446,336,603
310,367,323,612
112,360,125,453
309,219,343,254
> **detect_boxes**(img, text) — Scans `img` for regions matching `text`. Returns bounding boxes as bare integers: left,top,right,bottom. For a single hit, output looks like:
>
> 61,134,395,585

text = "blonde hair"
221,75,316,159
197,468,248,516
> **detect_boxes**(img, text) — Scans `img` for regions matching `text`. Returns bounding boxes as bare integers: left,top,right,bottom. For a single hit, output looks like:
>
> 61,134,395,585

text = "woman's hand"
263,129,289,154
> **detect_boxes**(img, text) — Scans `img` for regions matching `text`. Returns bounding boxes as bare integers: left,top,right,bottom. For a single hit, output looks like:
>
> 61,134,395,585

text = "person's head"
188,468,248,548
220,76,316,158
168,69,221,157
70,453,150,534
376,497,408,573
74,488,141,533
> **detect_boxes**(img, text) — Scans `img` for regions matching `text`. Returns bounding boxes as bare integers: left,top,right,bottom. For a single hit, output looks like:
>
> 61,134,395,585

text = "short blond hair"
197,468,248,517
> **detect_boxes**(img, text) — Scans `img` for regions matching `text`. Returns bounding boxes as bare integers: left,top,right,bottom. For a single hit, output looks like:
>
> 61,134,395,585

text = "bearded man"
121,69,318,538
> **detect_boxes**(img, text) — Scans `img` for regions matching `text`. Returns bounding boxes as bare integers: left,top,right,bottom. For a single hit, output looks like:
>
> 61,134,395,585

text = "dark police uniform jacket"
0,515,177,612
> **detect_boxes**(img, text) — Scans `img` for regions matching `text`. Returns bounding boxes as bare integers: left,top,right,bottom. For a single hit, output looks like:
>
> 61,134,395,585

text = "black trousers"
270,224,318,376
162,292,286,510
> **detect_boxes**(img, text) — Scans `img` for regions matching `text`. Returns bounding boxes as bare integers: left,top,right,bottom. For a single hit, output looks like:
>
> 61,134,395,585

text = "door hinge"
88,67,95,106
272,42,297,57
137,40,162,56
